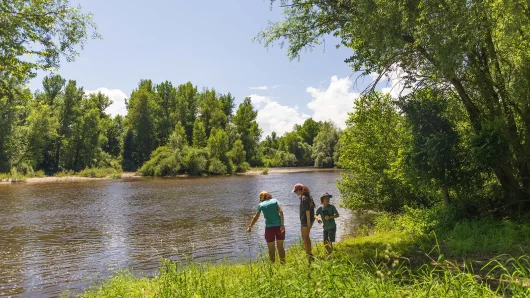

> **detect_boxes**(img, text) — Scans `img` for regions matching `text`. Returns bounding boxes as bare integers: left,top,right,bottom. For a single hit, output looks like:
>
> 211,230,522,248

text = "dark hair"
321,196,331,203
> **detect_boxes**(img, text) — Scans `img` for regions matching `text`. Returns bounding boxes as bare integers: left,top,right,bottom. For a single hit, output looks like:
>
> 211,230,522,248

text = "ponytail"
302,186,310,196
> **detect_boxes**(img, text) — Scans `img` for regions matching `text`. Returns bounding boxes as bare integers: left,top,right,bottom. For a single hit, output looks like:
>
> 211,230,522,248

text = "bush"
78,167,120,178
34,170,46,178
139,146,181,177
183,147,208,176
53,170,75,177
261,167,269,175
208,158,227,175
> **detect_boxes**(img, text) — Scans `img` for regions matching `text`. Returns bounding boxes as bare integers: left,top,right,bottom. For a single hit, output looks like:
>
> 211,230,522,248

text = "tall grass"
80,206,530,297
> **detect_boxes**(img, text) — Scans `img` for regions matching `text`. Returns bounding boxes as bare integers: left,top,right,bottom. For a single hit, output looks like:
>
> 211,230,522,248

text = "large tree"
233,98,262,166
259,0,530,209
0,0,99,81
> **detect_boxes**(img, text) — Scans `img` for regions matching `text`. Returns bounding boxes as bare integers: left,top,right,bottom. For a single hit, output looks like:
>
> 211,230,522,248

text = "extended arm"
247,212,261,232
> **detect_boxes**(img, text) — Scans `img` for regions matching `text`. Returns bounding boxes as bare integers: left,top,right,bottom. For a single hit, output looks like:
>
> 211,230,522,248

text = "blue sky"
29,0,393,137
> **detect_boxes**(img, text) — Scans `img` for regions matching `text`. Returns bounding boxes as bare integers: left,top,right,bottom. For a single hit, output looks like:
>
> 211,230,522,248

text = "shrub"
183,147,208,176
208,158,227,175
78,167,120,178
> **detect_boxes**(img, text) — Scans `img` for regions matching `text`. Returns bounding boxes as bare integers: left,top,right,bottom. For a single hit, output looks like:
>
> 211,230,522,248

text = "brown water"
0,171,362,297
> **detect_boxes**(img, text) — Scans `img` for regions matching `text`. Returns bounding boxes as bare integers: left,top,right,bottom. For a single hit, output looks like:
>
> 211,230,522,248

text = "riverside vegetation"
79,207,530,297
3,0,530,297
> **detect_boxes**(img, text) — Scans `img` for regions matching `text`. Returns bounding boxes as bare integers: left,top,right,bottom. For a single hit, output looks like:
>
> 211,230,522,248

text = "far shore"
240,167,342,175
0,167,342,185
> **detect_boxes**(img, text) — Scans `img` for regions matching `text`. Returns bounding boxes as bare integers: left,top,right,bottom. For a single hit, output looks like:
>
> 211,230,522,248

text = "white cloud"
306,76,359,129
249,94,310,137
248,85,280,90
248,86,269,90
87,87,128,117
379,66,413,98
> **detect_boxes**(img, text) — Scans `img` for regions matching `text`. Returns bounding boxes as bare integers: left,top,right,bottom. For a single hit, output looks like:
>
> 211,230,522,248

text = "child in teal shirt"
315,193,339,256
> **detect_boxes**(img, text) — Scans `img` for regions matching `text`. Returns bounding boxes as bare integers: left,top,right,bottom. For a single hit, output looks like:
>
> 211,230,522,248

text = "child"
315,193,339,256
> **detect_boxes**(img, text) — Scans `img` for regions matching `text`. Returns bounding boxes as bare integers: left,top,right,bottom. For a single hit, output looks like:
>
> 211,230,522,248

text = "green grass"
53,170,75,177
80,207,530,297
77,167,121,178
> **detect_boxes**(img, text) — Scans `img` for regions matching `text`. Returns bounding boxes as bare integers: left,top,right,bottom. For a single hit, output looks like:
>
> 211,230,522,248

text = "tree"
103,116,123,158
192,118,207,148
219,93,236,120
278,131,312,166
312,121,339,168
122,82,158,170
228,139,249,172
338,92,416,212
0,0,100,81
155,81,177,145
56,79,83,170
207,128,230,174
258,0,530,210
175,82,198,144
295,118,322,146
233,97,262,166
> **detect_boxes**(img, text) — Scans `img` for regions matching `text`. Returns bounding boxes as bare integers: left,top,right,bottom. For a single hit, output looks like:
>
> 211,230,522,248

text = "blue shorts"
301,220,315,227
324,228,336,242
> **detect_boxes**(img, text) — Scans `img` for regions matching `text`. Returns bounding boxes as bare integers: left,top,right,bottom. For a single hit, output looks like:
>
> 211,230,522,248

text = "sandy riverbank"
0,168,342,185
0,172,142,184
239,167,342,175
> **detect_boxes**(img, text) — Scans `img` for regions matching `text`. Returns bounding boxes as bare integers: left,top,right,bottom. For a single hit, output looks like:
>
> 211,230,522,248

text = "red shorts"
264,226,285,243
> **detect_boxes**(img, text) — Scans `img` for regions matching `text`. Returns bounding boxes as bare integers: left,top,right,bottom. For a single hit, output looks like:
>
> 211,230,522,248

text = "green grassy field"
79,206,530,297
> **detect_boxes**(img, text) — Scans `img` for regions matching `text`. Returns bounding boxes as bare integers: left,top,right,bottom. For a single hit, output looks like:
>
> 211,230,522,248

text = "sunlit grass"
79,207,530,297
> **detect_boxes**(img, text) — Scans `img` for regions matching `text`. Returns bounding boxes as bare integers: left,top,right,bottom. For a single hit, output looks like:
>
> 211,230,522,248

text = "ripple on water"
0,172,362,297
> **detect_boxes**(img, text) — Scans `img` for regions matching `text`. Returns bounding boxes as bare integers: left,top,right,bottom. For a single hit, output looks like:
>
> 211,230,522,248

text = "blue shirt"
257,199,282,227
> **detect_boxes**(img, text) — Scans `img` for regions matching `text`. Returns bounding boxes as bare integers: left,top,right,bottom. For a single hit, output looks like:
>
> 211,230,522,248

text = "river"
0,171,361,297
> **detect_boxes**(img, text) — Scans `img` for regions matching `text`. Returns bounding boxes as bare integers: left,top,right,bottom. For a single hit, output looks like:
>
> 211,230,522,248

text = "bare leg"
324,240,332,255
301,226,312,256
276,240,285,264
266,242,276,263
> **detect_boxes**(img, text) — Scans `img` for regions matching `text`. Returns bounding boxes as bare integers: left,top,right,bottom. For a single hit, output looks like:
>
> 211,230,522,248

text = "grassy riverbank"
1,167,340,184
79,206,530,297
0,168,138,184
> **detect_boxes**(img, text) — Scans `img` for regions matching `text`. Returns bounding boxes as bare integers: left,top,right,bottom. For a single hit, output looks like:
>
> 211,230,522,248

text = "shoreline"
0,168,342,185
239,167,342,175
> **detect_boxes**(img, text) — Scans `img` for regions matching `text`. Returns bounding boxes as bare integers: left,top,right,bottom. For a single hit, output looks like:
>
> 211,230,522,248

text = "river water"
0,171,361,297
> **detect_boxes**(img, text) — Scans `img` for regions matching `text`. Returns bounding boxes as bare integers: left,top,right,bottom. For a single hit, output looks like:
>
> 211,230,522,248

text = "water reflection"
0,172,359,297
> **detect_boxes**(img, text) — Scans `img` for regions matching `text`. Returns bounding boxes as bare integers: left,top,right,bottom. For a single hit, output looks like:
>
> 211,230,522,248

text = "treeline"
0,75,341,177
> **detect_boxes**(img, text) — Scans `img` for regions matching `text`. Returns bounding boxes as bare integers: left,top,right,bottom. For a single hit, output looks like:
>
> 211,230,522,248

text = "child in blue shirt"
315,193,339,257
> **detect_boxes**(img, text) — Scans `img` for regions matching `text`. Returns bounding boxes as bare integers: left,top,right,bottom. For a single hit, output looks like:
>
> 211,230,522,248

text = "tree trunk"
441,186,451,206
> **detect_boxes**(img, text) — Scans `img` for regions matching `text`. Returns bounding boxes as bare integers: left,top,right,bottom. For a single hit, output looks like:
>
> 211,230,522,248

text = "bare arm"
278,205,285,232
247,212,261,232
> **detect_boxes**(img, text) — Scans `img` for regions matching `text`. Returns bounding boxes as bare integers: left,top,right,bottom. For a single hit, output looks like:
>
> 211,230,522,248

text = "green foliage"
294,118,322,145
233,97,262,166
0,0,100,81
192,118,207,148
228,139,249,173
138,146,180,177
122,82,158,170
338,92,422,212
312,121,340,168
208,158,227,175
182,147,209,176
81,205,530,298
259,0,530,211
77,167,120,178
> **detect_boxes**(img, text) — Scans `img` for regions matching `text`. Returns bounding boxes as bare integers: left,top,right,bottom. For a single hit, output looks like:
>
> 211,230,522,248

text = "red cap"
292,183,303,192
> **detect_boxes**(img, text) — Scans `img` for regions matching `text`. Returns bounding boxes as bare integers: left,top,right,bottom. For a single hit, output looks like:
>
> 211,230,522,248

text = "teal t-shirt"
257,199,282,227
316,204,338,230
